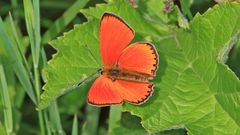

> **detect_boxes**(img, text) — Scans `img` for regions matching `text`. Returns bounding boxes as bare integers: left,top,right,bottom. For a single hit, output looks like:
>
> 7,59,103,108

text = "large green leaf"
39,0,163,109
40,0,240,134
110,112,146,135
123,3,240,134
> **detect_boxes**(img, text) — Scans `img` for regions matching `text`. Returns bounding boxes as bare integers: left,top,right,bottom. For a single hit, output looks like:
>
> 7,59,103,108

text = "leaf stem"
34,66,45,135
108,105,122,133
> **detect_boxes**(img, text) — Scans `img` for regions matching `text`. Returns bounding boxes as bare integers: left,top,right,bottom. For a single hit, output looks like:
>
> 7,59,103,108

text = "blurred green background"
0,0,239,135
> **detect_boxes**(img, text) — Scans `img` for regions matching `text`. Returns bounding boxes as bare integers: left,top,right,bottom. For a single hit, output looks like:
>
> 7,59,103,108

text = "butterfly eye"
98,68,104,75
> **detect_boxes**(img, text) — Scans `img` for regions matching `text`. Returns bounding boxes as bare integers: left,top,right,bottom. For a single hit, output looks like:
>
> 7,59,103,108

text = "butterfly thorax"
102,67,151,83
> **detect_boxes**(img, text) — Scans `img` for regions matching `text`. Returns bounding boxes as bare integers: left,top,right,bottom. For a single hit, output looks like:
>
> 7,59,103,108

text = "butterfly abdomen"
105,68,150,83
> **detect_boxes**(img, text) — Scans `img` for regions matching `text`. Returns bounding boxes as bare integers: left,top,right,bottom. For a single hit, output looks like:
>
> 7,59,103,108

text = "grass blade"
179,0,193,20
0,64,13,134
0,17,36,104
23,0,41,66
0,122,7,135
33,0,41,64
108,105,122,134
43,111,52,135
48,101,64,135
23,1,46,135
72,114,78,135
42,0,89,44
8,12,33,82
10,0,19,22
82,105,100,135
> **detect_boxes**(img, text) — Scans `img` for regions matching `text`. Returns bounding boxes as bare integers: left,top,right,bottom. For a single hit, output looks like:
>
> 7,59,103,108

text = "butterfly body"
104,67,151,83
87,12,159,106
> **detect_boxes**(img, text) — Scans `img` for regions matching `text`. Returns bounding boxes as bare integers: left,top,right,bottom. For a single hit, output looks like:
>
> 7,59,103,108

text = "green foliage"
0,122,7,135
39,0,162,110
0,65,13,134
48,101,64,135
124,3,240,134
40,0,240,134
0,17,36,104
42,0,89,44
0,16,28,135
180,0,193,19
110,112,147,135
81,105,100,135
1,0,240,134
71,114,78,135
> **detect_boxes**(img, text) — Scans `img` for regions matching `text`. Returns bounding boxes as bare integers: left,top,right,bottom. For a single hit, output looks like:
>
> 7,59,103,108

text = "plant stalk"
34,65,45,135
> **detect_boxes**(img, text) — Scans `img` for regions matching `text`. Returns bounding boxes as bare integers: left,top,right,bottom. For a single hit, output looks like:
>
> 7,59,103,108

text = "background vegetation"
0,0,240,135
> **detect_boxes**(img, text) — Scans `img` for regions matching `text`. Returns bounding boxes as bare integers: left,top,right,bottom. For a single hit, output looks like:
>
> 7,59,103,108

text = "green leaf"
81,105,100,135
58,83,90,114
108,105,122,134
40,0,240,134
42,0,89,44
110,112,186,135
0,16,28,135
138,0,168,22
180,0,193,19
0,17,36,104
123,3,240,134
80,0,163,40
71,114,78,135
23,0,41,65
137,0,169,30
0,122,7,135
227,41,240,77
110,112,146,135
39,0,162,109
48,101,64,135
0,64,13,134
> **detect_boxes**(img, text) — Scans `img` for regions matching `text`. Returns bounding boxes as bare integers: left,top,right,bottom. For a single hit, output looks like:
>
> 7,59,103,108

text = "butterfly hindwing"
118,42,158,76
100,13,134,66
88,76,122,106
115,80,153,104
88,76,153,106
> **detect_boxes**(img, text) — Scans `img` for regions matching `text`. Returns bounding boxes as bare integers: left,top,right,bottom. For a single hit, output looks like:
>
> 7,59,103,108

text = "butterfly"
87,12,158,106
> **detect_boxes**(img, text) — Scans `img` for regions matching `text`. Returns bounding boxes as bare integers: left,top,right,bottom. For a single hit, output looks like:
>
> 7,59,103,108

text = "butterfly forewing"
100,13,134,66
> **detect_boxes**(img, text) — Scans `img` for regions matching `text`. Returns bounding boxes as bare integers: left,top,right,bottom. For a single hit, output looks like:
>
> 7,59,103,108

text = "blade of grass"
108,105,122,134
23,0,41,66
0,122,7,135
179,0,193,20
43,111,52,135
0,17,36,104
0,64,13,134
23,0,45,135
82,105,100,135
14,84,26,109
33,0,41,65
42,0,89,44
10,0,19,22
48,101,64,135
72,114,78,135
8,12,33,83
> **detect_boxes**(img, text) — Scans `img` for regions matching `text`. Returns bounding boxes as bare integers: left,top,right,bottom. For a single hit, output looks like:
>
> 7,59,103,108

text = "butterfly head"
98,68,104,75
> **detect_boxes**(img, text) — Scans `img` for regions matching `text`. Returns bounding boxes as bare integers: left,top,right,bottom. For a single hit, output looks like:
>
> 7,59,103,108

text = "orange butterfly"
88,13,158,106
